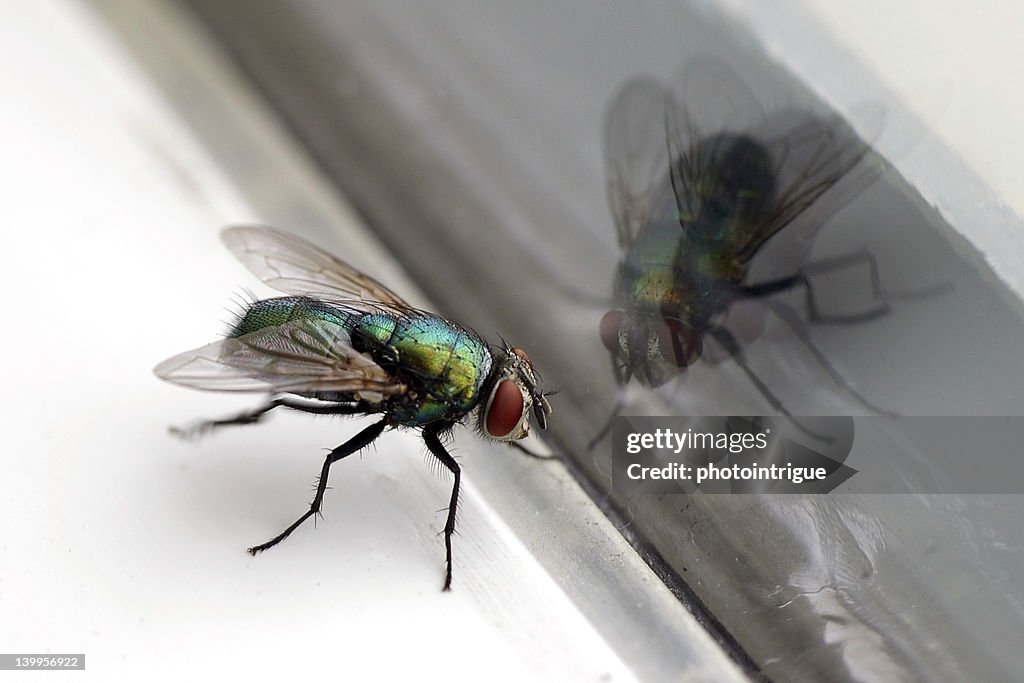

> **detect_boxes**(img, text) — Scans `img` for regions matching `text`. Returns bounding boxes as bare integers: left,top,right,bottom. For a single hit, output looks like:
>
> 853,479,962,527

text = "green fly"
155,226,551,591
596,61,891,437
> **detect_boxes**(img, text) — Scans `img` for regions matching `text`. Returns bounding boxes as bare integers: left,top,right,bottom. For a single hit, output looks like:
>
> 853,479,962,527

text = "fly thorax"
698,133,775,223
478,347,551,441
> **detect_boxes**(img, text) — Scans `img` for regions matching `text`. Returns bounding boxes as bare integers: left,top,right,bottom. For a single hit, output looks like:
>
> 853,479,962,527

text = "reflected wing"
637,59,884,270
731,108,881,265
154,316,405,396
604,61,767,250
667,58,765,137
603,78,674,249
664,59,766,233
221,225,410,306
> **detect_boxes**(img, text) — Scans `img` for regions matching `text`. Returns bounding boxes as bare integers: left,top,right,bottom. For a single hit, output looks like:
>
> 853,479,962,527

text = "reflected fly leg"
708,325,791,416
805,250,954,303
587,351,630,451
800,250,892,323
740,250,892,325
587,399,623,452
247,418,388,554
508,441,557,461
709,325,831,442
764,299,897,416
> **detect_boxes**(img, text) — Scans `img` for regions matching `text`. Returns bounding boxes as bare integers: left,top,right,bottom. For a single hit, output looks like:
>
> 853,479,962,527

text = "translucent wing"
731,107,881,266
603,78,675,249
663,59,766,229
221,225,410,306
604,61,769,251
667,58,767,137
659,59,884,275
154,316,405,396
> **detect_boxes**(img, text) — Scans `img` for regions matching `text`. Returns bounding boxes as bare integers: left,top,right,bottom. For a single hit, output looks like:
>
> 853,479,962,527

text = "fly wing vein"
154,318,404,396
221,225,411,307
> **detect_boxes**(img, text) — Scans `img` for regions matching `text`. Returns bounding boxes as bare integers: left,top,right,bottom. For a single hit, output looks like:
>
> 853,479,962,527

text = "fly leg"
708,325,791,416
730,253,948,417
708,326,831,442
764,299,897,416
170,398,286,439
804,250,953,315
507,441,557,460
171,396,363,439
422,424,460,591
586,352,632,450
741,251,895,324
745,250,950,322
248,418,388,554
800,250,892,323
587,399,623,451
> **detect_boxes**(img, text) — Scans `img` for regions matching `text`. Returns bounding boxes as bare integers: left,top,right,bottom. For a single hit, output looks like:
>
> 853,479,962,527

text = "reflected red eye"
658,319,703,367
599,310,623,353
485,380,524,438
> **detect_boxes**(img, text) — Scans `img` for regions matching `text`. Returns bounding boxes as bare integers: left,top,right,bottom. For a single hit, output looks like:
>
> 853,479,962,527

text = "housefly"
596,60,890,438
155,226,552,591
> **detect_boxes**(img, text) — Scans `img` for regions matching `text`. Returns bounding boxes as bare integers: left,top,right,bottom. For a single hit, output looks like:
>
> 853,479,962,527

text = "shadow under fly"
592,59,905,446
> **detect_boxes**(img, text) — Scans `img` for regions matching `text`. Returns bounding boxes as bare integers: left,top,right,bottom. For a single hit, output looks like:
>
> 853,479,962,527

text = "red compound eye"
657,318,703,367
511,347,531,363
599,310,623,353
485,379,525,438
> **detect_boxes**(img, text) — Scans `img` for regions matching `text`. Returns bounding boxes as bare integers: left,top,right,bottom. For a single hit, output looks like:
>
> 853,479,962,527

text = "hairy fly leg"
169,398,286,439
422,424,461,591
248,418,388,554
171,396,364,439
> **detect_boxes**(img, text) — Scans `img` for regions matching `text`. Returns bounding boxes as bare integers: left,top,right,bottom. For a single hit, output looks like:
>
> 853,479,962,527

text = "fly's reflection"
596,61,892,439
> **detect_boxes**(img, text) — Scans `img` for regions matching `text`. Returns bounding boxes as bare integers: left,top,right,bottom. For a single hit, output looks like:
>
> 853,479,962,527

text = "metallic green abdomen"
355,312,492,425
229,297,352,337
